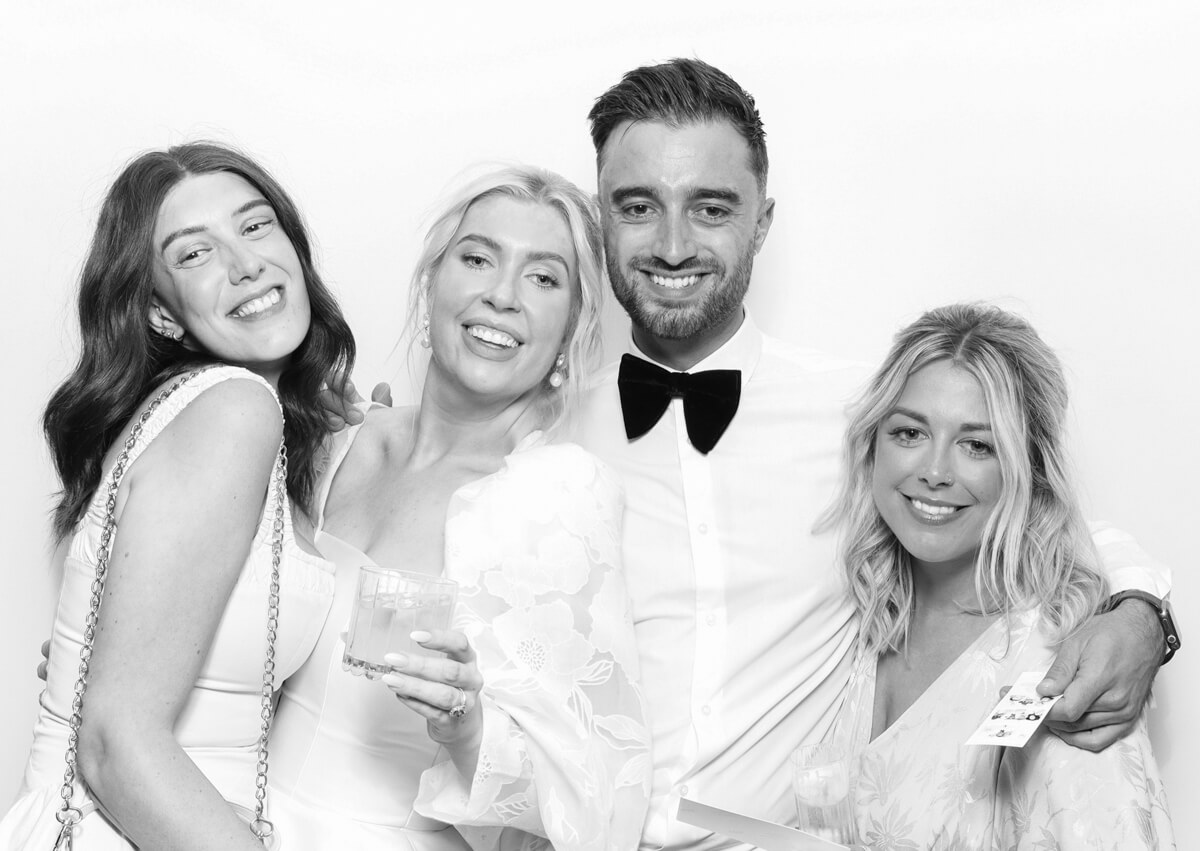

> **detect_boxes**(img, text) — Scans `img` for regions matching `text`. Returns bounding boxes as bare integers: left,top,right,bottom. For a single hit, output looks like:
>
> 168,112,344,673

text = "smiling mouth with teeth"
231,287,282,318
908,497,964,518
467,325,519,348
649,273,702,290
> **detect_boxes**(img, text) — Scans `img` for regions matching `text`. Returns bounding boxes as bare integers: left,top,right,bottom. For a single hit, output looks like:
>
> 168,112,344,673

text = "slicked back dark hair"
588,57,768,191
43,142,356,540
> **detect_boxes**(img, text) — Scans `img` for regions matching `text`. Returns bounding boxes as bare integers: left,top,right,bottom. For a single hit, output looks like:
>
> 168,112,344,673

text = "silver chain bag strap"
53,369,286,850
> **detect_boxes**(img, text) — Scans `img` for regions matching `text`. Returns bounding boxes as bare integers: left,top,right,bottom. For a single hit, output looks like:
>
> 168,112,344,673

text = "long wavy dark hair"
44,142,355,540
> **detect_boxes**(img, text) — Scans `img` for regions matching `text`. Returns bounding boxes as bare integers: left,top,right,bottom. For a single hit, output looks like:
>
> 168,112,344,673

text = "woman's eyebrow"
888,407,992,432
456,233,501,251
159,198,271,253
888,406,928,424
232,198,271,216
457,234,568,269
524,249,569,268
160,224,207,253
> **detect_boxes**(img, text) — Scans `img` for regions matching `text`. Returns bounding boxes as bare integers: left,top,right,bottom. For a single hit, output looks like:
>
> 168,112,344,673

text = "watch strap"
1105,589,1180,665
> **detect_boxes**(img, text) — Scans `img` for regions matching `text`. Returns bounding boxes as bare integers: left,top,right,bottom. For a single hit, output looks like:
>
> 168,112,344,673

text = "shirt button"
701,704,711,716
697,523,709,535
705,614,716,626
680,785,689,796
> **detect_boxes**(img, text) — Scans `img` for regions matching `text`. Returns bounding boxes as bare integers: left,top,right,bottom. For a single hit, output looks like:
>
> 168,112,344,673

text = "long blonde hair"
818,303,1106,653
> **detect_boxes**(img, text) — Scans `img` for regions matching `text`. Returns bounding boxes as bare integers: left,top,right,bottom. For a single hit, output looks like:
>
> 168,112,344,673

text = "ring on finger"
448,686,468,719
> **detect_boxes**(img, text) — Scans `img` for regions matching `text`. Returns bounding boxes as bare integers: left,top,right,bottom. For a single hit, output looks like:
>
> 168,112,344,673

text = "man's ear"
148,298,184,342
753,197,776,254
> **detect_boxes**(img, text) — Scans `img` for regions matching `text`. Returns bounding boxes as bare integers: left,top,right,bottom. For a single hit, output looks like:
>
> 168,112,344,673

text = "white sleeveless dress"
267,411,652,851
0,366,336,849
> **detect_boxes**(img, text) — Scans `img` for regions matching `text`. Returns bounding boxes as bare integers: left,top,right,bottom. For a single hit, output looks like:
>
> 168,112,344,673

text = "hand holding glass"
343,566,458,679
790,742,855,845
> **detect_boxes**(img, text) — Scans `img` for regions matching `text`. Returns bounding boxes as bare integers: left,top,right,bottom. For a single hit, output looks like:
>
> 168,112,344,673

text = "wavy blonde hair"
818,303,1107,653
404,164,604,433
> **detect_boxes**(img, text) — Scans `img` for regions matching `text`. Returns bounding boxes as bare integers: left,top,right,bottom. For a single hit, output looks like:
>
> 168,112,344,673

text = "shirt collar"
623,308,764,377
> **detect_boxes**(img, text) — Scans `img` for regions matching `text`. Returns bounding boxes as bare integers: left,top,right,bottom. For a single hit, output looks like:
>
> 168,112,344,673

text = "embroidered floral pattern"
830,609,1175,850
414,441,650,851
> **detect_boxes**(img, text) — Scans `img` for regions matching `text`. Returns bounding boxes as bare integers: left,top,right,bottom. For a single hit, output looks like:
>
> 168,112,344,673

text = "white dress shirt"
573,312,1170,851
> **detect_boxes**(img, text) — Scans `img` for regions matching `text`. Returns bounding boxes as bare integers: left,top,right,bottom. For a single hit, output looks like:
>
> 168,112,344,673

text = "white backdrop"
2,0,1197,837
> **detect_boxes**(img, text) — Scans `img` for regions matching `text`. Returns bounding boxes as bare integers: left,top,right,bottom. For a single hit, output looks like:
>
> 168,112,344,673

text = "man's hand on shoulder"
370,382,393,407
1037,599,1164,751
319,380,394,431
319,379,363,431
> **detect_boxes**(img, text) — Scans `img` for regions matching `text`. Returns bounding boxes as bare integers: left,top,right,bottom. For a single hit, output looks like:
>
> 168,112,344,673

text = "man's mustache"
627,259,723,277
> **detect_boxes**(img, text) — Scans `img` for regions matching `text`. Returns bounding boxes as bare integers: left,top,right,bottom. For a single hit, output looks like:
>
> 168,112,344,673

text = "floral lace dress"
829,609,1175,850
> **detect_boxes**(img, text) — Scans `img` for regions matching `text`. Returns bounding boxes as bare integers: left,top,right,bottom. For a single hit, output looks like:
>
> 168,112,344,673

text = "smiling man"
598,117,772,368
572,58,1174,850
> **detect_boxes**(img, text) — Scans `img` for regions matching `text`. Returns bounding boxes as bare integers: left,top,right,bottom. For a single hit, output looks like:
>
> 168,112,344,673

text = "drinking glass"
342,566,458,679
790,742,855,845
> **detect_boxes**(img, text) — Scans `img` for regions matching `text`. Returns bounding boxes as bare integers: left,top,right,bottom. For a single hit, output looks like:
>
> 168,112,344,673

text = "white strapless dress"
267,412,651,851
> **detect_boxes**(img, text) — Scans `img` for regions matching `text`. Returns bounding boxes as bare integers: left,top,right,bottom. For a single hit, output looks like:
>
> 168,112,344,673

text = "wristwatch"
1105,590,1181,665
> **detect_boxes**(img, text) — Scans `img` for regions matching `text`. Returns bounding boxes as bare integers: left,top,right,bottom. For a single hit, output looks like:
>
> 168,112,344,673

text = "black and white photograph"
1,2,1195,848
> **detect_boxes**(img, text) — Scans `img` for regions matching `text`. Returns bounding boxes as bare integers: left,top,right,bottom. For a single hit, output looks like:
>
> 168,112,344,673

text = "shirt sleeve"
1089,521,1172,599
997,712,1176,849
414,445,652,851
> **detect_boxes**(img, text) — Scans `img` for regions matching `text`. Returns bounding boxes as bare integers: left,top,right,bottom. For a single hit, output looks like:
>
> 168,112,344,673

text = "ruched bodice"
266,416,468,850
267,408,651,851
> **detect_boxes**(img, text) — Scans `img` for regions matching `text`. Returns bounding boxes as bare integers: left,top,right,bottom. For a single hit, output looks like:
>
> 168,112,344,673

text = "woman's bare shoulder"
103,369,280,476
356,404,417,453
154,373,282,452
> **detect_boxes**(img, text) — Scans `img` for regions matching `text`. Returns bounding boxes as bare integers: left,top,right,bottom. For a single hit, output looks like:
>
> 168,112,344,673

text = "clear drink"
790,743,856,845
342,566,457,679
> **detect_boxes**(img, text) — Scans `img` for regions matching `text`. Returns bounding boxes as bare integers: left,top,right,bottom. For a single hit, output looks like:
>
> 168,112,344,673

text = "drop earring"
548,353,565,389
420,313,431,349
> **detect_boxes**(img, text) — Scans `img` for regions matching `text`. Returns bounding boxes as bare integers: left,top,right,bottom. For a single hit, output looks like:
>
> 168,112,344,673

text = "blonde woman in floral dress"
822,304,1173,850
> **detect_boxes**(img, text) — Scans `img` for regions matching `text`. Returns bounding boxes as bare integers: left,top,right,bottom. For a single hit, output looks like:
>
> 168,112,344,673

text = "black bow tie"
617,354,741,454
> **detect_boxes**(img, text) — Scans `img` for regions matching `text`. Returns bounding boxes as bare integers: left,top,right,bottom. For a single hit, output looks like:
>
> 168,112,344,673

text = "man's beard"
606,243,756,341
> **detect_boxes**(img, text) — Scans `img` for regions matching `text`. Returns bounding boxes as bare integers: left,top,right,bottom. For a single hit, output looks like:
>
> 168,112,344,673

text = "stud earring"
156,327,183,342
420,313,431,349
548,353,566,389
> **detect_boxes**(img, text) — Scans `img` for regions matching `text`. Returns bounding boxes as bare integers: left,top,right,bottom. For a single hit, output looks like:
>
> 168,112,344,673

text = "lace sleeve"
414,443,651,851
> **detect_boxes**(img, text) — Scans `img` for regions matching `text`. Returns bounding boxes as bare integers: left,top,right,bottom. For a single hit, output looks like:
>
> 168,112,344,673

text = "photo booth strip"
965,670,1063,747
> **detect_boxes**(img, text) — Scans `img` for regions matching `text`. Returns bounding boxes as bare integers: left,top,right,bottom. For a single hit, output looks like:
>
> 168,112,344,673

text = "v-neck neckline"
866,615,1009,746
